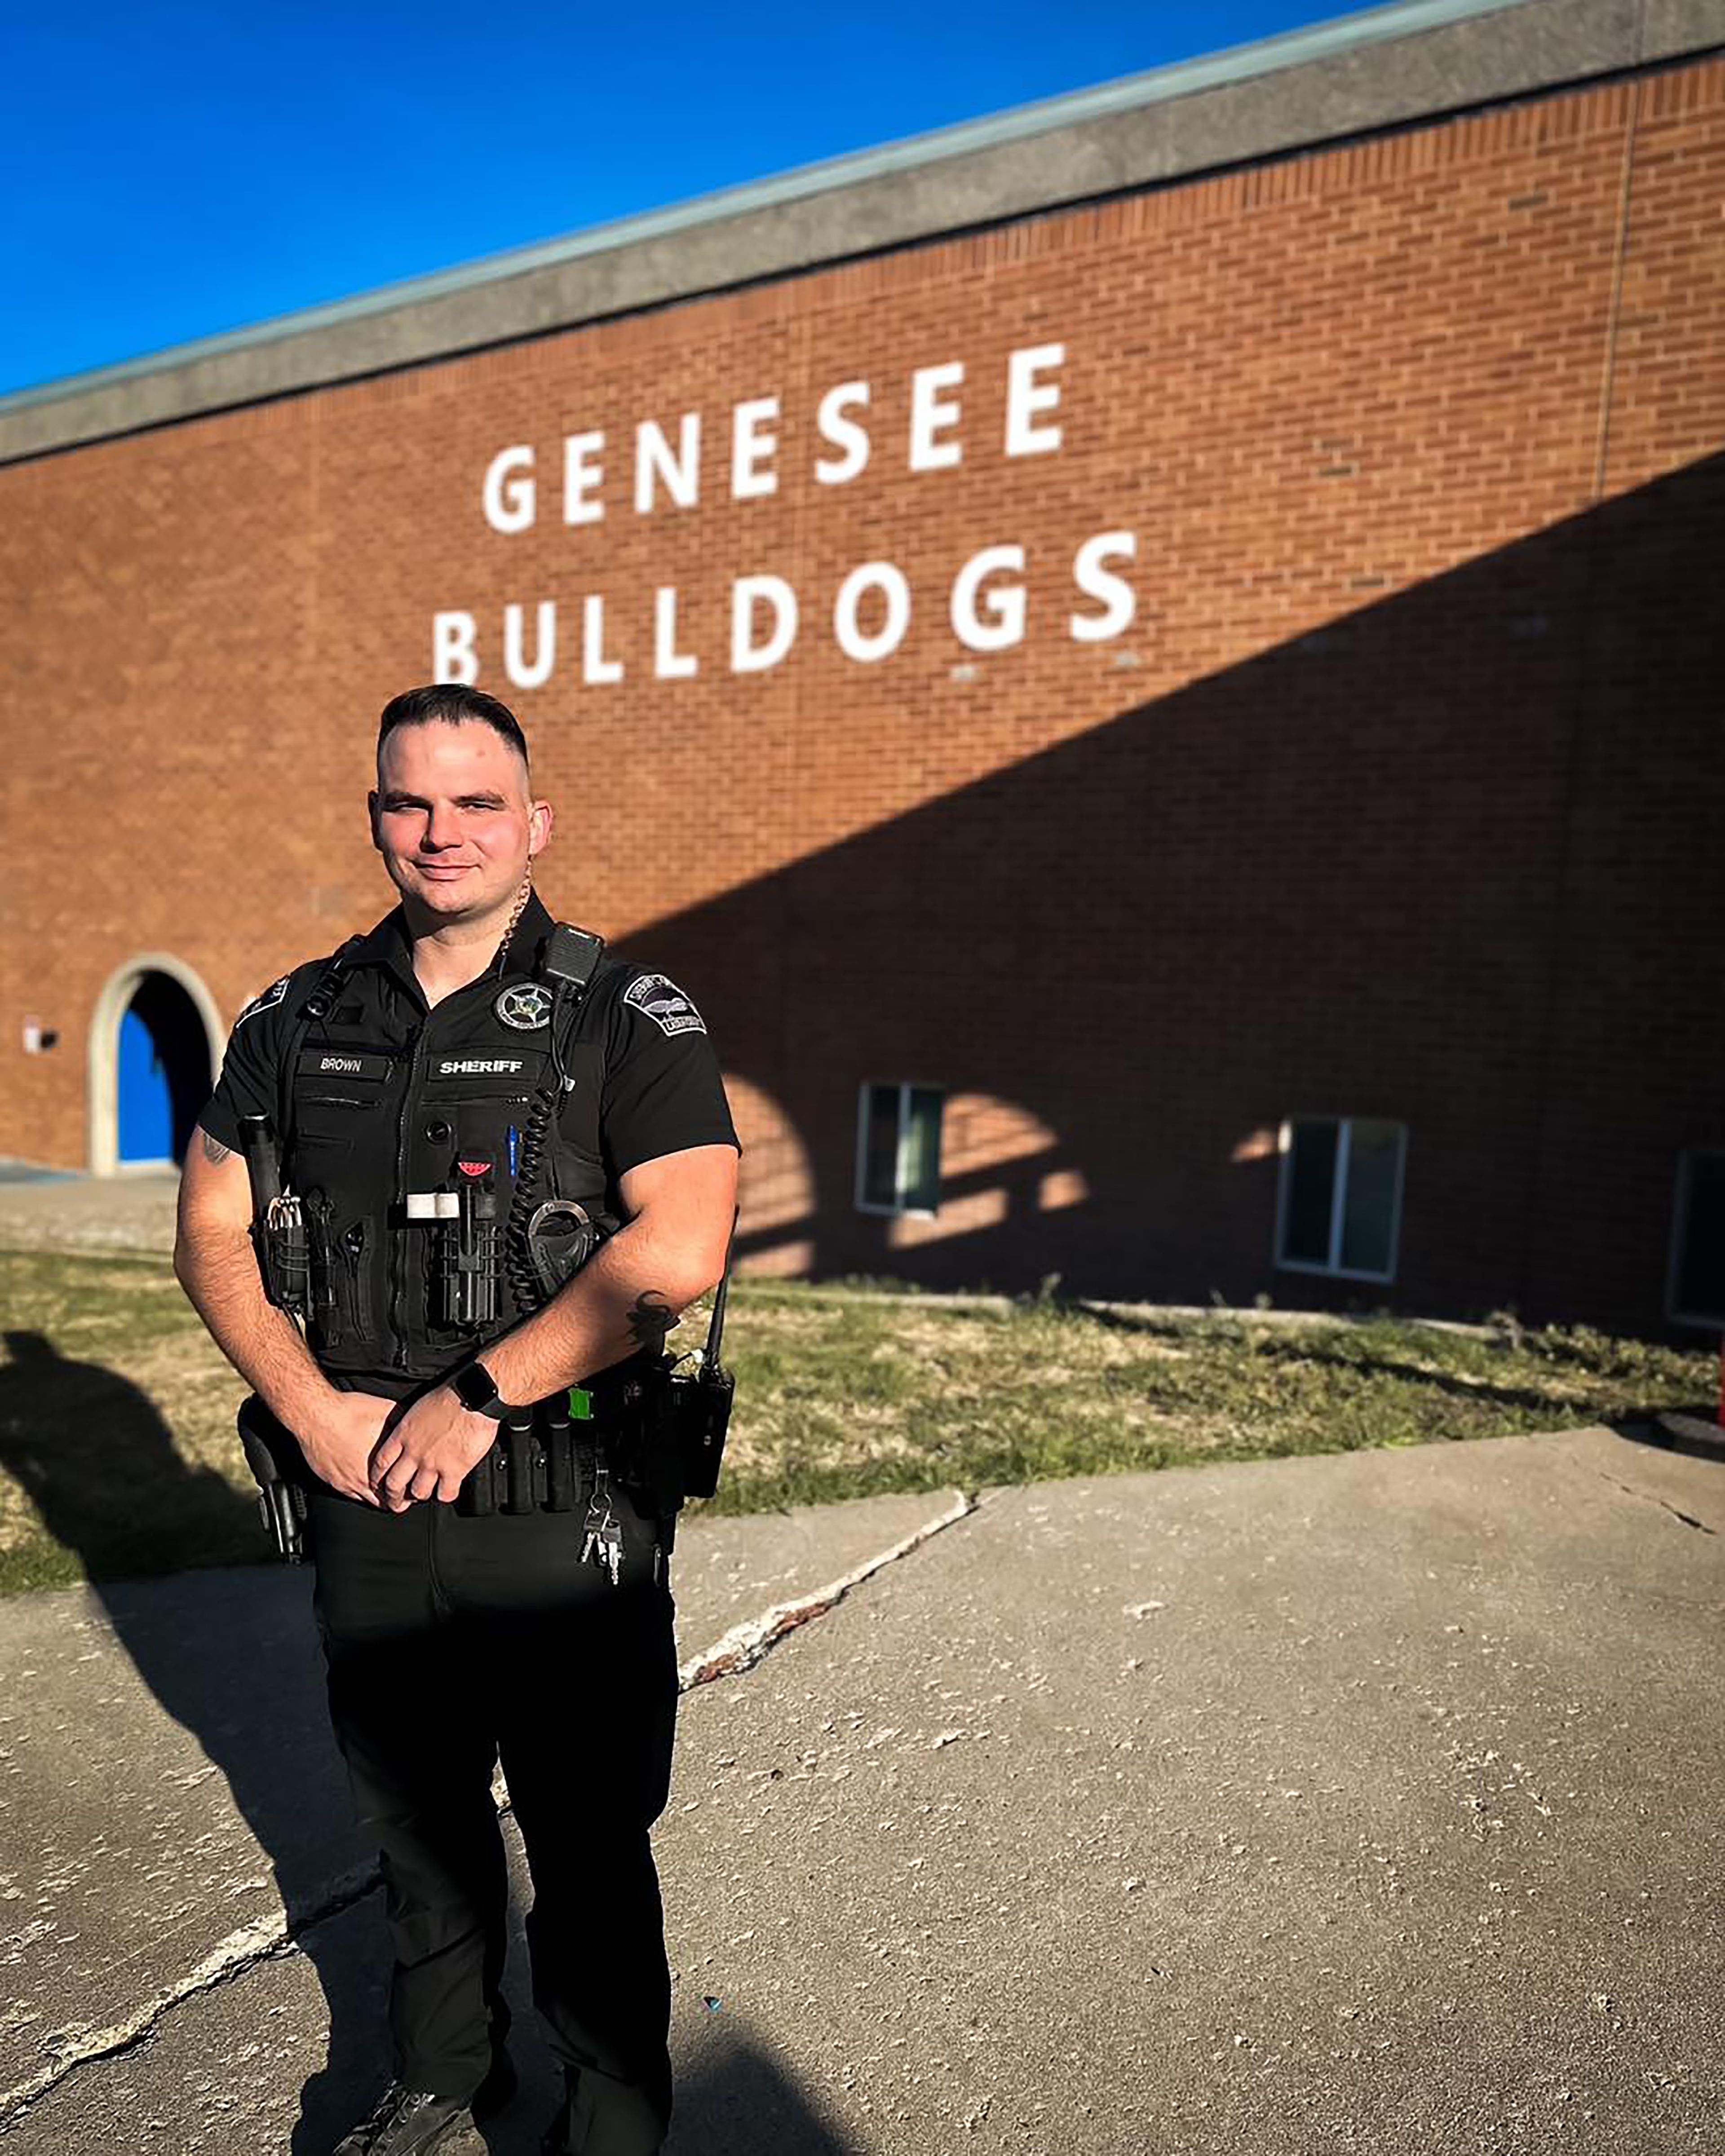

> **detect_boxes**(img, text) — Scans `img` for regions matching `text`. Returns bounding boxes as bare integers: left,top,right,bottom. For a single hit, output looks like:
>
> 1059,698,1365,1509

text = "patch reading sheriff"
235,976,290,1027
623,973,707,1037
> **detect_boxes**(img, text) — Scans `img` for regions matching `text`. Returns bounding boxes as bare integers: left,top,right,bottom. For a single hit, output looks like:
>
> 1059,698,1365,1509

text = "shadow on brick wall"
635,450,1724,1334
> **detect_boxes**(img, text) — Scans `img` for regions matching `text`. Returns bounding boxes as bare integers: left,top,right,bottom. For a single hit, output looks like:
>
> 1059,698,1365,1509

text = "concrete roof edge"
4,0,1721,464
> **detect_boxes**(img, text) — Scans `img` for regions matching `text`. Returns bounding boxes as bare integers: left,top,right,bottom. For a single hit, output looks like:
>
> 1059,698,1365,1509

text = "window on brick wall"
1274,1117,1406,1283
856,1083,944,1216
1668,1149,1725,1327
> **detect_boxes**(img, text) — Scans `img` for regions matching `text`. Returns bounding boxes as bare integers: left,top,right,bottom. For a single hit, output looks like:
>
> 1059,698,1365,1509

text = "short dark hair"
376,685,530,769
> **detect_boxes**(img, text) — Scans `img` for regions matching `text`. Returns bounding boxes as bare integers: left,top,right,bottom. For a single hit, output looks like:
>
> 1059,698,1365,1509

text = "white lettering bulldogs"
623,973,707,1037
235,976,290,1027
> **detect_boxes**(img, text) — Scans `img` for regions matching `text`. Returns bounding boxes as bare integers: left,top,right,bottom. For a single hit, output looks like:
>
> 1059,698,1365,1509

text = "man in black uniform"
174,684,739,2156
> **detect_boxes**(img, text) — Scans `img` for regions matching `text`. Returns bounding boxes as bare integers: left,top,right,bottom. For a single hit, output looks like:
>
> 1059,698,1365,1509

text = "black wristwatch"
451,1359,509,1420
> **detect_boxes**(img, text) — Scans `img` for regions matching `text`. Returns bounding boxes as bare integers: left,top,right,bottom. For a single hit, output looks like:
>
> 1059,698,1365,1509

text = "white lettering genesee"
478,344,1066,534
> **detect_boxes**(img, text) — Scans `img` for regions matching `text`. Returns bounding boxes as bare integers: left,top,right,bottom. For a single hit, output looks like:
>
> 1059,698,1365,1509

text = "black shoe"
332,2076,495,2156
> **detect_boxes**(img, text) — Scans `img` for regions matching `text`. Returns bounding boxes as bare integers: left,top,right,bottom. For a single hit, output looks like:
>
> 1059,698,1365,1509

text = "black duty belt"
456,1392,640,1519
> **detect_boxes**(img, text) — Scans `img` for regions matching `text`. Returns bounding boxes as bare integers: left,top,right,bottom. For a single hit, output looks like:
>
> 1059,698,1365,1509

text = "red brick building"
3,0,1722,1334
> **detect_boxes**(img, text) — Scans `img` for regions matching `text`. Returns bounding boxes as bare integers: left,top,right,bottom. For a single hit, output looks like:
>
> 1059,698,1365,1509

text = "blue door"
118,1007,173,1162
116,976,208,1164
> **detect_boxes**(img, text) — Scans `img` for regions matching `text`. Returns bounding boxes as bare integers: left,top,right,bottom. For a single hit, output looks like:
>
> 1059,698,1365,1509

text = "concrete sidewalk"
2,1430,1723,2154
0,1168,179,1255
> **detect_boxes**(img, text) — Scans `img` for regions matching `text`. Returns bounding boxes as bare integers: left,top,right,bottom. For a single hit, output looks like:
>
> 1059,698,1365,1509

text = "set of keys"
580,1464,625,1586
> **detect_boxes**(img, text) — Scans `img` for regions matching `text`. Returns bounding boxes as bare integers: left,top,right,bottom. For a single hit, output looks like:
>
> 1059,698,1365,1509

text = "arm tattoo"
201,1133,234,1166
627,1292,675,1353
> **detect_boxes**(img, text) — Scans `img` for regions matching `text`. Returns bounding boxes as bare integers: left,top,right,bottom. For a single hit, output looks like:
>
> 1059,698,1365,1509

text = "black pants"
308,1482,679,2156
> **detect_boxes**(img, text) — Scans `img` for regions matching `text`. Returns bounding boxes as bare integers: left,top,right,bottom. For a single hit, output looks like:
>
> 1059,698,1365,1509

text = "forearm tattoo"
202,1133,234,1165
627,1292,675,1353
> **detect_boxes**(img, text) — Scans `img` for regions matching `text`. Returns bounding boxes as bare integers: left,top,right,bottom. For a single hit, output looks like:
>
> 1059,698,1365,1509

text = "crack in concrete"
0,1490,979,2129
0,1861,377,2129
1597,1471,1716,1535
676,1489,979,1690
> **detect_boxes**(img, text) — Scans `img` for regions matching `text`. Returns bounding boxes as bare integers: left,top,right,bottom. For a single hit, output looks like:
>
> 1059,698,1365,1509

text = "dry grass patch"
0,1251,1712,1592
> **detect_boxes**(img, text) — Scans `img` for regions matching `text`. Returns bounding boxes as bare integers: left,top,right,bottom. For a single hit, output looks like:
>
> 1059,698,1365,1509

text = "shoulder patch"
622,972,707,1038
234,975,291,1028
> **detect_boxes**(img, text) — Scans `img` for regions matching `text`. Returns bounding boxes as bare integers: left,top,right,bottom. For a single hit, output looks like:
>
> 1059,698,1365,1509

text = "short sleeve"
197,970,304,1153
599,969,741,1180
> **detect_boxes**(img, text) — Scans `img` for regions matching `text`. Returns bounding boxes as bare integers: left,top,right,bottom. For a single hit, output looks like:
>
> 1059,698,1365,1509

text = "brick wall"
2,57,1721,1329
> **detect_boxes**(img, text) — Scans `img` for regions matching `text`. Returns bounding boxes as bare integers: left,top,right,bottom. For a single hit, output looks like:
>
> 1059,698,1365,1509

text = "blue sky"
5,0,1393,397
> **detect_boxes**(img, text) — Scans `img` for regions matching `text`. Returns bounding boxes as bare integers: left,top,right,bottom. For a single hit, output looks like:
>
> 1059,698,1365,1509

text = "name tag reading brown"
297,1049,393,1084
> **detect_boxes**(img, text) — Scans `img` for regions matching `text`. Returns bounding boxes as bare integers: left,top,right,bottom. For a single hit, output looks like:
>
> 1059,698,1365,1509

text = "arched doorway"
88,956,226,1175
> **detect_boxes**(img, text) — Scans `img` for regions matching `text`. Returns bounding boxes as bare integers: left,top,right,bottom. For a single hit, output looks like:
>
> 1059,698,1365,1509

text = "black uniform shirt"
200,892,739,1180
199,894,739,1394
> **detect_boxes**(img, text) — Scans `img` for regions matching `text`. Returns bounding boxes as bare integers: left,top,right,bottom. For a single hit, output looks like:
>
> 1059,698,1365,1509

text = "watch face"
454,1362,497,1412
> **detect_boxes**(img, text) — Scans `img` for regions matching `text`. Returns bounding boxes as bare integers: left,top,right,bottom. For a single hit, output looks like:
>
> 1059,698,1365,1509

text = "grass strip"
0,1250,1711,1595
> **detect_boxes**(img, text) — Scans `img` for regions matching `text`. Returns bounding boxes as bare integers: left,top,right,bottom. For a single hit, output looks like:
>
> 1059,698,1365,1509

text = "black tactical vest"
279,928,624,1388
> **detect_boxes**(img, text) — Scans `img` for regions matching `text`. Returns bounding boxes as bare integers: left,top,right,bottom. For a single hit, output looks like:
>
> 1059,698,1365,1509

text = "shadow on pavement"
0,1330,375,2138
665,2028,855,2156
1610,1412,1725,1474
444,2029,856,2156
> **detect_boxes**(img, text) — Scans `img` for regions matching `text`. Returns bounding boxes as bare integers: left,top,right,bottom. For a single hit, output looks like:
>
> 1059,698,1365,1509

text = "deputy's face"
370,720,551,927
